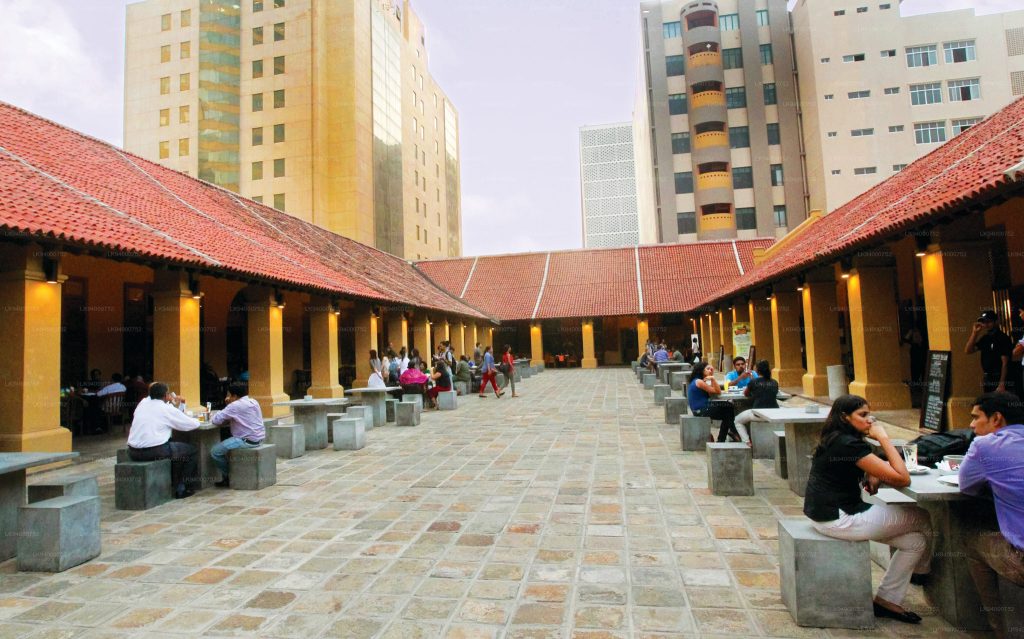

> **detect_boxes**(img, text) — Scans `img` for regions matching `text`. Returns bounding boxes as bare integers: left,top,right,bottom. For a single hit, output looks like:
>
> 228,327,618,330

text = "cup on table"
902,443,919,468
943,454,964,471
304,394,313,401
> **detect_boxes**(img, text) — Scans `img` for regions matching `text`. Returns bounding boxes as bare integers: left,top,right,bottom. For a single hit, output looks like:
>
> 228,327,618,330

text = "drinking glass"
902,443,918,468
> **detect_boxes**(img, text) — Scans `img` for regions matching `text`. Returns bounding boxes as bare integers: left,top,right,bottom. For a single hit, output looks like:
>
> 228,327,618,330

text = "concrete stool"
707,443,754,496
636,367,646,382
664,397,688,425
115,448,130,463
402,393,424,411
630,360,639,369
437,390,458,410
669,371,688,391
749,421,776,459
268,423,305,459
514,369,522,383
263,417,281,428
115,459,172,510
453,381,469,396
495,373,506,387
642,373,657,390
396,401,420,426
346,405,374,432
228,444,277,490
680,415,710,452
779,519,873,628
385,398,398,422
28,474,98,503
520,367,533,379
332,416,365,450
774,430,788,479
653,384,671,405
17,495,101,572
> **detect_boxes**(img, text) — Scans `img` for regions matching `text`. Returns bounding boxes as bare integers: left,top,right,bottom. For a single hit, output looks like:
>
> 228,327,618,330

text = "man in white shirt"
97,373,127,398
126,382,201,499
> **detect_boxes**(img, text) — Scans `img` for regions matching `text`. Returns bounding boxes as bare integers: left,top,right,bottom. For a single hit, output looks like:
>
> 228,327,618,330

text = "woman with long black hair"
687,361,740,442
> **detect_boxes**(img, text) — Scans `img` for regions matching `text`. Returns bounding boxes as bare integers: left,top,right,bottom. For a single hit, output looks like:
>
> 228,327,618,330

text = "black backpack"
909,428,974,467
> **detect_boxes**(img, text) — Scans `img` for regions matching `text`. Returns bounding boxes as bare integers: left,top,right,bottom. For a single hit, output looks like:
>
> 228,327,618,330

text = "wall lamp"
840,257,853,279
188,275,202,299
274,290,286,309
914,234,930,257
765,286,774,300
42,256,60,285
796,275,806,292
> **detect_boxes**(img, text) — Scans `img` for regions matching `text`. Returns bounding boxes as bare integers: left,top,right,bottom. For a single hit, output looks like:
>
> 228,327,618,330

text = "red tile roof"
699,96,1024,308
0,101,488,320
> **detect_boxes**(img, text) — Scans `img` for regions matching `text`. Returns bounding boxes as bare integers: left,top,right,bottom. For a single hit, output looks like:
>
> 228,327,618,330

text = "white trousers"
812,503,932,605
732,409,753,442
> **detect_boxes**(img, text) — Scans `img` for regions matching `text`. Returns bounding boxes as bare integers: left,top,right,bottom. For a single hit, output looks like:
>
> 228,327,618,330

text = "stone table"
171,422,225,489
751,407,827,496
345,387,401,428
0,452,79,560
272,398,349,450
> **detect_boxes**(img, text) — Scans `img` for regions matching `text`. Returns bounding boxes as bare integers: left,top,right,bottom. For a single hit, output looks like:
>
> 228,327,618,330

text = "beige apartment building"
125,0,462,260
793,0,1024,213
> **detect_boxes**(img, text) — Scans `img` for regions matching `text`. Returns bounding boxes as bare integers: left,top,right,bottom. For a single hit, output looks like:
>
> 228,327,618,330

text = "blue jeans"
211,437,261,478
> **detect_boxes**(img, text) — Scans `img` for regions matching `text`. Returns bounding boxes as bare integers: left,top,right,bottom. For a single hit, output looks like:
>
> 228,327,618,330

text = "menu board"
919,350,951,432
732,323,751,362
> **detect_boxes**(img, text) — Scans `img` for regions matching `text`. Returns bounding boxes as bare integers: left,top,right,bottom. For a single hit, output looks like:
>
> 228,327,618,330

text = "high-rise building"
636,0,806,243
124,0,461,260
579,123,655,248
793,1,1024,214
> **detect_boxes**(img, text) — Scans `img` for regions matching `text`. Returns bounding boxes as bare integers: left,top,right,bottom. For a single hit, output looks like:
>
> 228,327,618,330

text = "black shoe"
214,478,230,488
873,602,922,624
909,573,930,587
175,489,195,499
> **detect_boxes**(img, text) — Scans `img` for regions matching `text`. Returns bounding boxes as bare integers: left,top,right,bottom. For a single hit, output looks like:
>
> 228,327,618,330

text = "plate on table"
907,466,930,475
936,475,960,486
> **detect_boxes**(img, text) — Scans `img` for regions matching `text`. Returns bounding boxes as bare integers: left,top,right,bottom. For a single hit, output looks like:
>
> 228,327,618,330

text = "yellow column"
801,271,843,397
437,319,451,351
412,315,431,361
484,324,494,352
581,319,598,368
308,298,343,398
848,263,911,410
0,246,70,452
731,302,750,360
152,270,201,405
354,306,379,382
455,321,467,358
530,323,544,366
706,314,719,365
246,287,289,417
386,314,408,352
464,323,477,359
748,298,775,367
718,309,733,365
637,317,649,361
771,289,806,388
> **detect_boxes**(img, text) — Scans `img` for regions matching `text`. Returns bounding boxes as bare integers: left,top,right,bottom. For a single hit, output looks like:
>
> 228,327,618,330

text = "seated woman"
734,360,779,445
804,394,931,624
454,355,472,393
688,361,740,442
399,366,429,401
426,361,453,409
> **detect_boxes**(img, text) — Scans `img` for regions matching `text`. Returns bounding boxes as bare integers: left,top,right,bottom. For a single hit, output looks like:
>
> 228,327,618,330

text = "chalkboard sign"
919,350,951,432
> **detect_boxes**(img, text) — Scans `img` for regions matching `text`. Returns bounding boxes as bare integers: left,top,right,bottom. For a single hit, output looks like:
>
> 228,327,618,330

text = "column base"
530,359,543,367
773,367,805,388
581,358,598,369
802,373,831,397
0,427,72,453
253,393,292,418
848,381,911,411
307,385,345,399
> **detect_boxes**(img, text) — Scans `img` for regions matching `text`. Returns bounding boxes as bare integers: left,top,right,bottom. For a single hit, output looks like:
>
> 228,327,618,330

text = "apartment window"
252,161,263,180
159,141,169,159
880,49,896,58
178,138,189,157
671,132,691,154
909,82,942,105
893,164,907,171
160,45,171,64
180,41,191,59
252,196,263,203
663,21,681,38
725,87,746,108
766,123,780,145
820,57,830,63
253,0,263,11
179,73,190,91
914,121,946,144
824,94,834,100
252,59,263,78
722,48,743,70
856,6,868,13
159,109,169,127
253,26,263,45
952,117,982,134
666,55,685,76
732,166,753,189
880,3,891,8
677,212,696,234
252,127,263,146
273,193,285,210
848,90,870,99
181,9,191,26
757,82,775,106
948,78,980,102
854,166,877,175
274,22,285,42
729,126,750,148
179,105,189,123
831,169,841,175
756,9,769,26
851,128,874,136
773,205,787,227
274,55,285,75
274,0,285,7
273,158,285,177
161,13,171,31
274,123,285,142
668,93,688,115
424,229,429,244
889,124,904,132
884,87,899,95
834,10,845,15
944,40,976,63
160,77,170,95
827,131,838,137
760,44,773,65
842,53,866,63
252,93,263,111
736,208,757,230
274,89,285,108
719,14,739,30
674,172,694,194
906,45,937,68
770,164,784,186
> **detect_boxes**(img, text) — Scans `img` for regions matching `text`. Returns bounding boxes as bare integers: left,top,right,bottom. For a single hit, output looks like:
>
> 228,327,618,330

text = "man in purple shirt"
211,382,266,488
961,392,1024,638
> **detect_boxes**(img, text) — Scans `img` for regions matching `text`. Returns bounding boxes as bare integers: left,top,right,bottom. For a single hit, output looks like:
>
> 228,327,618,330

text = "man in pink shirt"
211,382,266,488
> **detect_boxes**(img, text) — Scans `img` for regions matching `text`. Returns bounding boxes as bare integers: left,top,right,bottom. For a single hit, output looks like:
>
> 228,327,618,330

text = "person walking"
479,346,502,398
501,345,519,398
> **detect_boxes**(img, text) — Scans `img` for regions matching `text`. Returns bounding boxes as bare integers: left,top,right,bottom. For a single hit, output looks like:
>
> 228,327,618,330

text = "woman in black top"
734,360,779,445
804,395,932,624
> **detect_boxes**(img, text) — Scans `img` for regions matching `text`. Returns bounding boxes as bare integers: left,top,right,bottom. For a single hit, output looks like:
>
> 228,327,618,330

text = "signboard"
732,323,751,363
919,350,951,432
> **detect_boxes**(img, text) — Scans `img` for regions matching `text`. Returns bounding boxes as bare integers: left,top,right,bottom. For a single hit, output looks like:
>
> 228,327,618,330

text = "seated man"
97,373,126,397
126,382,201,499
960,392,1024,639
454,355,472,393
210,382,266,488
725,356,758,389
653,344,669,368
672,347,685,362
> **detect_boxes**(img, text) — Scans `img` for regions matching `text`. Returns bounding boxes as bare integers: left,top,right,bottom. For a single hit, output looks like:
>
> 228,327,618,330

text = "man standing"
960,392,1024,639
965,310,1013,393
473,342,482,366
210,382,266,488
127,382,201,499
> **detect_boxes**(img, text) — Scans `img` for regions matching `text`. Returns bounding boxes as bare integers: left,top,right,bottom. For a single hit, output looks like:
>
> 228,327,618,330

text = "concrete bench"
17,495,101,572
346,405,374,432
642,373,657,390
653,384,671,405
453,381,469,396
520,367,532,379
779,518,874,629
437,390,458,410
402,393,424,411
774,430,788,479
680,415,710,452
228,444,277,490
115,459,173,510
669,371,688,391
664,396,688,425
332,416,365,450
749,421,776,460
513,369,522,383
263,417,282,428
268,423,305,459
707,443,754,496
396,401,420,426
28,474,98,503
385,398,398,422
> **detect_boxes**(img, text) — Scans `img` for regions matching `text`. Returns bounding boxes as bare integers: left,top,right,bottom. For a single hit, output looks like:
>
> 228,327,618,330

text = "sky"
0,0,1020,256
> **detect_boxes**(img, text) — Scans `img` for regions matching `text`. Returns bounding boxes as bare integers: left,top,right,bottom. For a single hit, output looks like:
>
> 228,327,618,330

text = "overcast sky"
1,0,1019,256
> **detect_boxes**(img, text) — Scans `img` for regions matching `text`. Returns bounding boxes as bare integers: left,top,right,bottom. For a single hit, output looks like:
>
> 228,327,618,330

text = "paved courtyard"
6,369,976,638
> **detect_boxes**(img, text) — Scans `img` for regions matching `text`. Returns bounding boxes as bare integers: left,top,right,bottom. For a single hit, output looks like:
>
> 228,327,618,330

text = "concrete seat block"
346,405,374,432
653,384,671,405
396,401,420,426
520,367,532,379
402,394,423,411
636,367,646,382
680,415,710,452
664,397,689,425
28,474,99,504
268,423,305,459
707,443,754,496
115,459,172,510
749,421,777,460
437,390,458,410
17,495,101,572
642,373,657,389
774,430,788,479
514,370,522,383
115,448,130,463
630,360,639,369
228,444,277,490
262,417,282,428
669,371,688,391
385,398,398,422
332,416,366,450
453,381,469,397
778,518,874,629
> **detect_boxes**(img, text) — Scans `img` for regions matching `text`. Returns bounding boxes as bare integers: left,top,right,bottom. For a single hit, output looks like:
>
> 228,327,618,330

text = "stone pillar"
307,298,343,398
637,317,649,360
749,298,775,367
771,289,806,388
152,270,201,405
484,325,494,352
437,319,451,352
719,308,734,365
698,315,710,360
386,314,408,352
801,269,843,397
246,287,289,417
464,323,477,360
530,323,544,366
848,260,911,410
706,313,720,367
581,319,598,369
455,321,467,358
354,307,379,382
412,315,431,361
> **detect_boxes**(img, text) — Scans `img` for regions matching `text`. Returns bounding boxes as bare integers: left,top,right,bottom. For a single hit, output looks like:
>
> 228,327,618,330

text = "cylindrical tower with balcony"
681,1,735,240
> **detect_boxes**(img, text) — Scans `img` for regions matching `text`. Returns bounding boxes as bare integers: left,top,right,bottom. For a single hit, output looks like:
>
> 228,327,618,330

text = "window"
770,164,784,186
857,6,868,13
952,117,982,134
773,205,787,227
880,3,891,8
252,161,263,180
161,13,171,31
252,127,263,146
842,53,866,63
179,105,189,123
273,193,285,210
906,45,937,68
729,126,750,148
159,141,169,159
766,123,780,145
671,132,691,154
160,45,171,63
252,196,263,203
756,9,769,26
732,166,753,189
893,164,907,171
881,49,896,58
725,87,746,108
160,77,170,95
888,124,904,132
948,78,980,102
677,212,696,234
820,57,830,63
848,90,870,99
274,0,285,7
178,138,189,157
666,55,685,76
274,89,285,108
274,55,285,75
851,128,874,136
273,158,285,177
914,121,946,144
274,22,285,42
181,9,191,26
824,94,834,100
736,208,756,230
722,48,743,70
663,21,681,38
179,73,190,91
668,93,688,115
253,0,263,11
252,59,264,78
274,123,285,142
831,169,841,175
674,172,694,194
909,82,942,105
854,166,877,175
834,9,846,15
252,93,263,111
944,40,976,63
720,14,739,30
253,26,263,45
884,87,899,95
760,44,773,65
180,41,191,59
828,131,838,137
